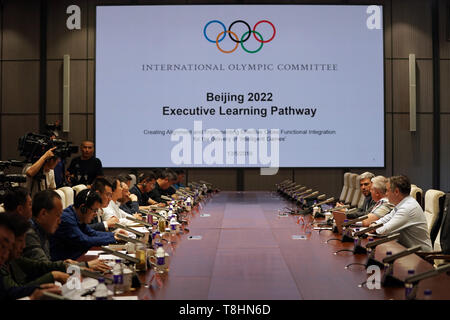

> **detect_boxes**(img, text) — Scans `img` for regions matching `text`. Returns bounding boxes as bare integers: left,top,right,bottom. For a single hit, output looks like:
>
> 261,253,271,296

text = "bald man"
66,140,103,186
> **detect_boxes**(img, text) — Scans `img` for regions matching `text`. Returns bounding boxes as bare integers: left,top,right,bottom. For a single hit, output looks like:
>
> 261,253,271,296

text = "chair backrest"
129,174,137,189
59,187,74,207
437,193,450,254
54,189,66,209
424,189,445,237
410,184,423,208
351,175,362,207
345,173,358,204
339,172,351,202
72,184,87,198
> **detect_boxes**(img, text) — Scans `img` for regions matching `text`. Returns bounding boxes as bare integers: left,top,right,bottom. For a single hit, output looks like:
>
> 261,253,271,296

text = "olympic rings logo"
203,20,276,54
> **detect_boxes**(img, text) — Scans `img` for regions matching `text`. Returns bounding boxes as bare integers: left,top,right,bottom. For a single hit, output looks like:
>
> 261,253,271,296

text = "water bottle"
112,259,124,295
170,217,177,235
155,243,167,274
186,197,192,212
94,278,108,300
384,251,392,271
405,269,415,298
423,289,432,300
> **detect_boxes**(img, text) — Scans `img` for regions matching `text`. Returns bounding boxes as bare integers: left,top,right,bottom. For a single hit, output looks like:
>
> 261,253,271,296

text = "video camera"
18,133,78,162
0,160,27,200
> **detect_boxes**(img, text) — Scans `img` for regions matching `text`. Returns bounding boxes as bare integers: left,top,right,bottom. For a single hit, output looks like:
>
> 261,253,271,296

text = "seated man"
373,175,432,251
50,189,127,261
2,187,32,220
172,169,186,190
130,172,157,207
0,214,70,291
24,147,59,197
358,176,395,227
23,190,110,272
118,177,139,215
147,169,178,204
89,177,119,232
0,212,61,300
345,171,377,219
102,177,142,226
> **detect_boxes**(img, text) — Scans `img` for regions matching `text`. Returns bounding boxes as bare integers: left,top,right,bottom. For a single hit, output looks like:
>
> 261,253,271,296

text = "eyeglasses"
88,207,100,214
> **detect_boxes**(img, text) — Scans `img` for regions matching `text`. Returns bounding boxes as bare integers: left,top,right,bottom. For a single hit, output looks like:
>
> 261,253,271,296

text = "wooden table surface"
83,191,450,300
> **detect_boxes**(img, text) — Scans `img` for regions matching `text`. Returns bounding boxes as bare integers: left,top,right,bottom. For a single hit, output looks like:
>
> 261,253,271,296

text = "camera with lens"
0,160,27,200
18,132,79,162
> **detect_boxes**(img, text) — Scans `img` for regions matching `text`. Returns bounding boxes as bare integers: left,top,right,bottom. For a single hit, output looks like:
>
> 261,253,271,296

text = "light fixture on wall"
409,53,416,132
63,54,70,132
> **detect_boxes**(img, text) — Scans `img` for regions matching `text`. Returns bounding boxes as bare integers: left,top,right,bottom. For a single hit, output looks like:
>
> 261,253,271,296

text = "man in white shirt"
373,175,432,251
102,178,142,226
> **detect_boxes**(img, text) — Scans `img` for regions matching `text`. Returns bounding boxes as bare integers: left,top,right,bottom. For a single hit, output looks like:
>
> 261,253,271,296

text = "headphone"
80,190,93,214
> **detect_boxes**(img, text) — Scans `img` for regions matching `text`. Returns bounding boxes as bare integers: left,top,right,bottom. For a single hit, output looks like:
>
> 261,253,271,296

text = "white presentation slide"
96,5,384,168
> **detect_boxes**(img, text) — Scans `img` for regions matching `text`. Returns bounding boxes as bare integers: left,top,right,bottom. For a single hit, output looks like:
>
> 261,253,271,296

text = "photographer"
24,147,59,197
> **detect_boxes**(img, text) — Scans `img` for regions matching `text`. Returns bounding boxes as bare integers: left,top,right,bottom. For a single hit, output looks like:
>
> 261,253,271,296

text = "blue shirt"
50,205,116,261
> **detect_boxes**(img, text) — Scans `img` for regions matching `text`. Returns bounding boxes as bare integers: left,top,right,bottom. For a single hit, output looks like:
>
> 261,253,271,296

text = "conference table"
82,191,450,300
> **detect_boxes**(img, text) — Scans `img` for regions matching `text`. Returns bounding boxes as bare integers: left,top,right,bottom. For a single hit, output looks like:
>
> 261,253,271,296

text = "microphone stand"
404,263,450,300
333,223,383,255
380,245,422,287
347,233,400,271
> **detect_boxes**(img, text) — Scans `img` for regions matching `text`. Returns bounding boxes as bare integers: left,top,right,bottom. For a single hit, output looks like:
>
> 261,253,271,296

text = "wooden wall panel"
392,0,432,59
188,169,237,191
294,169,344,199
441,60,450,113
393,114,433,190
2,0,40,60
440,115,450,192
1,114,39,160
1,61,39,114
385,60,392,113
244,168,293,191
439,0,450,59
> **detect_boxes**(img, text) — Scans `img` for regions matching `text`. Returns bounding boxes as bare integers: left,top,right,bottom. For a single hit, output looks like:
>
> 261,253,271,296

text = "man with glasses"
49,189,127,261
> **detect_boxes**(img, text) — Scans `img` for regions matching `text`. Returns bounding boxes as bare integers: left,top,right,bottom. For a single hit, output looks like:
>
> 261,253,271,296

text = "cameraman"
24,147,59,197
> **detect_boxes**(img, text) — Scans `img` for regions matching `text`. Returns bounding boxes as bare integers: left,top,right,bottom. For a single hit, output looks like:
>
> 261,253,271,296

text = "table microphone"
315,197,335,207
80,269,114,285
100,246,140,264
303,191,319,199
342,215,368,227
404,263,450,300
353,223,384,237
125,216,153,228
116,233,146,245
329,204,350,211
296,189,313,197
382,245,422,264
381,245,422,287
366,233,401,249
116,223,145,238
